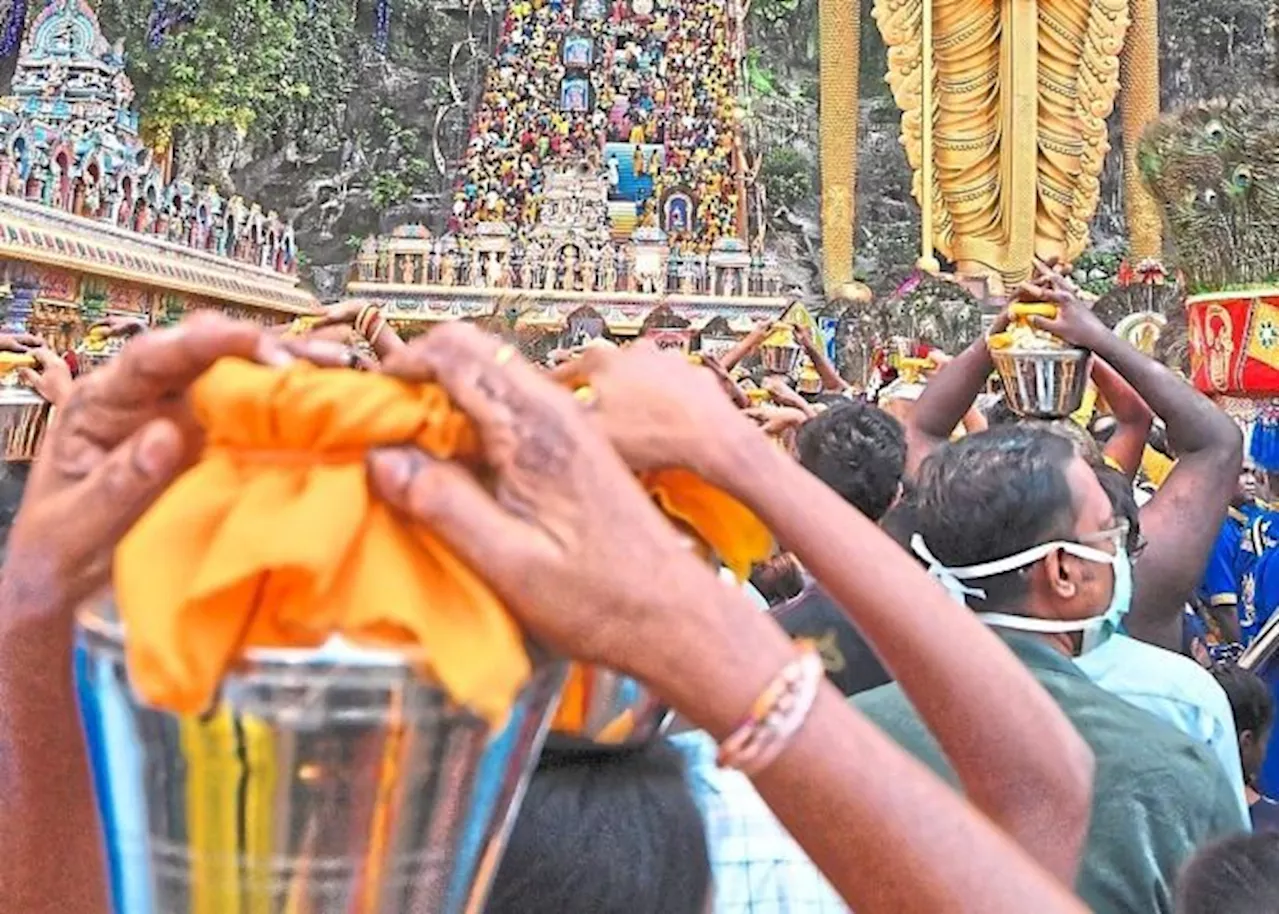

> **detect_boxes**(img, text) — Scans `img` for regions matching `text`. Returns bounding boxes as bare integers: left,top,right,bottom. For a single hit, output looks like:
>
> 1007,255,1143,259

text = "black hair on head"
1176,831,1278,914
486,739,710,914
911,425,1079,611
1210,662,1275,740
795,400,906,521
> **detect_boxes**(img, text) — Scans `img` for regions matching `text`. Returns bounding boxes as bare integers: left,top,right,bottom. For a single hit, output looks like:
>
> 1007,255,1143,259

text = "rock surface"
71,0,1280,302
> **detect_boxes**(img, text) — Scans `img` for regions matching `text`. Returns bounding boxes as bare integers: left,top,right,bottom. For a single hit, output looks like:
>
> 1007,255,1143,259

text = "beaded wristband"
356,305,386,347
716,643,824,776
354,304,376,338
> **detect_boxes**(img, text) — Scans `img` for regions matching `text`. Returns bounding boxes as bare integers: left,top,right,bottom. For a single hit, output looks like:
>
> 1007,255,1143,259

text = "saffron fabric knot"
115,358,772,727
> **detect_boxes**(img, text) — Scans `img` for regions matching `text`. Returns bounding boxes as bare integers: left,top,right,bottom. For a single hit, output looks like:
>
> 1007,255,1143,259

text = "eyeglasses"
1078,519,1146,557
1076,519,1133,555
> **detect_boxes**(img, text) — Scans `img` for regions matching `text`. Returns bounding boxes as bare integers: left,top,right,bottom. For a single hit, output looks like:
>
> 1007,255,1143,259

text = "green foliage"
1070,249,1125,297
744,48,777,96
760,146,812,210
750,0,801,25
371,171,411,209
745,0,816,65
96,0,354,144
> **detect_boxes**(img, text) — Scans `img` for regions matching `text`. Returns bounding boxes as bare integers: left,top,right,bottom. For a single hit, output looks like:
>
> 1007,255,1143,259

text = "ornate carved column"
818,0,859,298
1121,0,1162,260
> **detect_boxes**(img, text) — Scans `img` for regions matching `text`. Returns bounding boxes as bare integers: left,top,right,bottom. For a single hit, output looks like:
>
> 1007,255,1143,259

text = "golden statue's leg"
1035,0,1091,261
1036,0,1130,272
818,0,858,298
932,0,1005,267
1120,0,1162,260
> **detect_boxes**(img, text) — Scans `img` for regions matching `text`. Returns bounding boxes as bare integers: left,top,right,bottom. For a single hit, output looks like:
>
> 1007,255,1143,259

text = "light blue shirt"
1076,634,1250,827
671,732,848,914
721,567,770,611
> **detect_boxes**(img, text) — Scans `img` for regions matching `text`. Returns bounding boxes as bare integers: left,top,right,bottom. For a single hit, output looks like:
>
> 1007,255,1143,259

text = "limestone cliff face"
52,0,1276,302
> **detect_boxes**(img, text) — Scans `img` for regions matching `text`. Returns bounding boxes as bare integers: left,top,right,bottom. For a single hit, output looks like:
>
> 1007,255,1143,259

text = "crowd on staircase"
454,0,743,246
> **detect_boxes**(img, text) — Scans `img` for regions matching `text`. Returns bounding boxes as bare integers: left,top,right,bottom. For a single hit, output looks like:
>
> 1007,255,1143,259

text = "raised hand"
0,332,46,353
4,314,292,613
1014,279,1108,350
369,323,719,674
744,404,810,436
309,300,365,328
16,347,74,407
548,338,756,477
87,315,148,339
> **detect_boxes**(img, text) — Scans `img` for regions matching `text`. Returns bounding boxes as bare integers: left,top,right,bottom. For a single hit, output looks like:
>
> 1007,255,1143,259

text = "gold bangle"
355,305,381,340
365,314,387,348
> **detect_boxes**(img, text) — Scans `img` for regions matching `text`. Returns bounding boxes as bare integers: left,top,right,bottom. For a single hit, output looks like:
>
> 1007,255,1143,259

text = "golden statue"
814,0,1164,293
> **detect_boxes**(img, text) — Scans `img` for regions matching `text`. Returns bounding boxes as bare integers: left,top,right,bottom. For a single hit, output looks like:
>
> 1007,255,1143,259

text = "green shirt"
853,633,1245,914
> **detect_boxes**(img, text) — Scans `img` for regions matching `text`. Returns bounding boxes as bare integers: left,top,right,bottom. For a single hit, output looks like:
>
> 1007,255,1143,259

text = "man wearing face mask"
1078,466,1250,823
856,425,1246,914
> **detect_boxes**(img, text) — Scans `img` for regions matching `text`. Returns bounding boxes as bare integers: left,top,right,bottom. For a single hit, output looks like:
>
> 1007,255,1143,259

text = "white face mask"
910,524,1133,655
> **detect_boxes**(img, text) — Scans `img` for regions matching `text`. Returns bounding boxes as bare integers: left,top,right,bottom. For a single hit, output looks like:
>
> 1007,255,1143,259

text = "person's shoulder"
1098,635,1228,702
1093,688,1235,794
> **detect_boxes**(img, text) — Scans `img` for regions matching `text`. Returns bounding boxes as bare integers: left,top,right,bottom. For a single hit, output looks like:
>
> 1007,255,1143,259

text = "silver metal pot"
760,342,802,377
991,347,1093,420
0,382,50,462
549,663,672,749
74,601,565,914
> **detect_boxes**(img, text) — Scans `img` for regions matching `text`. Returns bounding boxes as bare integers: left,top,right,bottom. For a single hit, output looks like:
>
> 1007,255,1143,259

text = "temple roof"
0,0,311,306
5,0,141,143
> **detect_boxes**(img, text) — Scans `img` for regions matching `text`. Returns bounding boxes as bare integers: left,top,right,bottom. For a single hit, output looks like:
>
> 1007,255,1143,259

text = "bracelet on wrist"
355,305,383,344
717,642,823,776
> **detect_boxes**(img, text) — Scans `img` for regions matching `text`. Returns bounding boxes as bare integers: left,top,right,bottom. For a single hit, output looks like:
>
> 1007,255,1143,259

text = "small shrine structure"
0,0,316,349
343,166,788,339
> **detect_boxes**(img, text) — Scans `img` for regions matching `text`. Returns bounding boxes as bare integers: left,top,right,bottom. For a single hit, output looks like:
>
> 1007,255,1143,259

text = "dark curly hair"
1210,662,1274,744
795,401,906,521
912,425,1079,610
488,740,710,914
1177,832,1278,914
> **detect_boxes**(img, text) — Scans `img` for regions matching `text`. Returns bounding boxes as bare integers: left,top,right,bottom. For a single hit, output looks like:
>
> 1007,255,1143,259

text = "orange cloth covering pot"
115,358,772,727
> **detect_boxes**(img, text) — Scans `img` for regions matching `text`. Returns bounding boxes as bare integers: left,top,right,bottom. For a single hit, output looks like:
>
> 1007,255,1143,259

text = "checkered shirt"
672,732,850,914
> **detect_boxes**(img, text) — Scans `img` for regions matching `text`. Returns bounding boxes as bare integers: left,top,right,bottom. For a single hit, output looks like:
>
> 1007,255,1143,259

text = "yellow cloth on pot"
115,358,772,726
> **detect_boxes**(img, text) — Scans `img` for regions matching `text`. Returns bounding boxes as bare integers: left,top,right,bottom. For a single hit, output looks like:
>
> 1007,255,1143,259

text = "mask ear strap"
910,534,987,603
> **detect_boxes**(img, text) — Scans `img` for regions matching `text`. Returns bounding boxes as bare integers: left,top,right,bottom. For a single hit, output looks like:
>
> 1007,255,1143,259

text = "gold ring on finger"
495,344,516,367
573,385,599,409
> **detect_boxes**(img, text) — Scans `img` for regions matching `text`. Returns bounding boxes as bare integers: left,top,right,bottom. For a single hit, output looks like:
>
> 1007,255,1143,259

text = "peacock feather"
1139,95,1280,293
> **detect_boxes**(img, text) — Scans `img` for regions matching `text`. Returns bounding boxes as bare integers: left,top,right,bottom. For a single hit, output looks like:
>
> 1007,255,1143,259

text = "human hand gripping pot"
5,314,294,614
369,325,727,672
1015,262,1110,352
546,338,758,478
0,314,296,914
556,341,1095,891
370,325,1091,914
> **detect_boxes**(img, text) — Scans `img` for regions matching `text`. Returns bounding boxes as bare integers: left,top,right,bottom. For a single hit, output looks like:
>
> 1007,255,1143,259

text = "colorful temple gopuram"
0,0,316,351
341,0,791,339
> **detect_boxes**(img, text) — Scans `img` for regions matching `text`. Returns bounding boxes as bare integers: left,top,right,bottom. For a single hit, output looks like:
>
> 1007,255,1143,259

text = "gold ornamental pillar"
818,0,859,298
1120,0,1162,260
